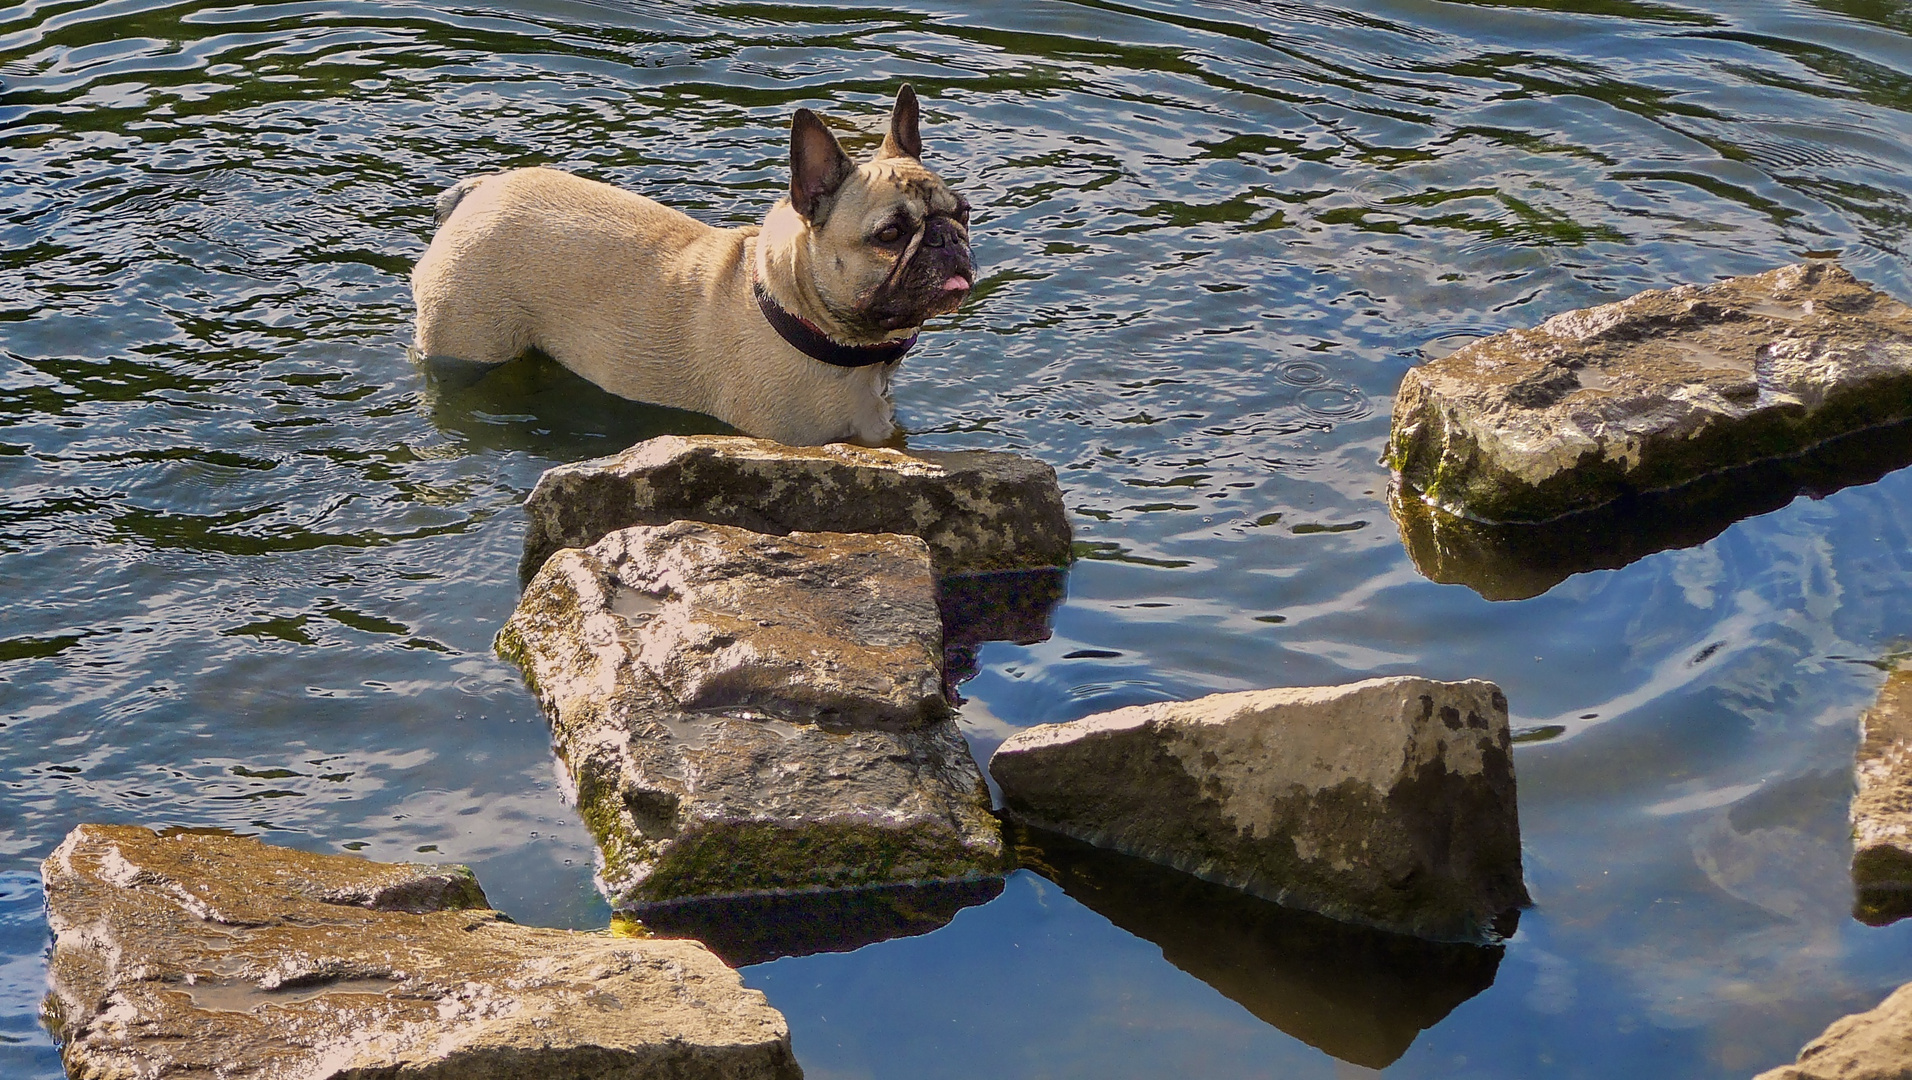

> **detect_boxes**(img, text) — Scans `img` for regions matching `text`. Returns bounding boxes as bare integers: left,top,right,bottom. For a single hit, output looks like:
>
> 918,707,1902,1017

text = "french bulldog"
410,85,974,446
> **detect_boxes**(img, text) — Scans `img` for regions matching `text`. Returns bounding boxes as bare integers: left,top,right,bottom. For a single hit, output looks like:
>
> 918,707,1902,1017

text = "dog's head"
770,86,974,338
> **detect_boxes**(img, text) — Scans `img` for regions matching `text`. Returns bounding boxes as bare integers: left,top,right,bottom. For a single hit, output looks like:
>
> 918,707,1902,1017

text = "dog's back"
412,167,747,406
432,175,488,227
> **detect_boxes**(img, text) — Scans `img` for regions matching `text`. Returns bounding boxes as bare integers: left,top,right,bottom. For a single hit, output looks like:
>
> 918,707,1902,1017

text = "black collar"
753,278,917,369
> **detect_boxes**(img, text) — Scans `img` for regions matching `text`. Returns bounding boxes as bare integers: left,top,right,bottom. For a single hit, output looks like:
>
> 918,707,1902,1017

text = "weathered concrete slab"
499,520,1004,907
1387,263,1912,524
1854,662,1912,926
1756,981,1912,1080
519,434,1072,581
1010,822,1502,1070
989,677,1528,943
41,824,801,1080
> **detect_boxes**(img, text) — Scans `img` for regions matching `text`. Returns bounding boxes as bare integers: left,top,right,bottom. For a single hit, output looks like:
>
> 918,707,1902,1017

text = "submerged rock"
499,520,1004,907
989,677,1528,943
519,434,1072,581
1853,662,1912,926
41,824,801,1080
1010,822,1503,1070
1387,263,1912,525
1755,982,1912,1080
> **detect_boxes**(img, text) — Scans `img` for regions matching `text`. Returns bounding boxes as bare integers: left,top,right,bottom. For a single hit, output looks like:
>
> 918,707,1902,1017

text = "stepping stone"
41,824,800,1080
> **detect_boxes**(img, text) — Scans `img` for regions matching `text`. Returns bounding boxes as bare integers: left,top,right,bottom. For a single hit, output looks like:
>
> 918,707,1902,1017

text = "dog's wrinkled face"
785,86,976,337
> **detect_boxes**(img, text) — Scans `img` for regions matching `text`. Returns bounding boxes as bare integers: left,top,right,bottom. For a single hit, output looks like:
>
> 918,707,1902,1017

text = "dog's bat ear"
790,108,856,222
878,84,922,161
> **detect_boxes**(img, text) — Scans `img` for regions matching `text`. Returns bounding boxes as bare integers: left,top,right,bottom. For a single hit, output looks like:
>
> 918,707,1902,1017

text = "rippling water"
4,1,1912,1076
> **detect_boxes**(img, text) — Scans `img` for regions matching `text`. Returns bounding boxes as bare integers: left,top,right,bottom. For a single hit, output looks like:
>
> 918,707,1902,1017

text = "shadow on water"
419,350,735,462
939,568,1067,695
0,872,56,1076
1008,823,1505,1071
1389,416,1912,600
629,877,1007,967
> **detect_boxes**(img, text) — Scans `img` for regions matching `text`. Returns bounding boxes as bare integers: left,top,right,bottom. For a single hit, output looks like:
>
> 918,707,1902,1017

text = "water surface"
4,0,1912,1076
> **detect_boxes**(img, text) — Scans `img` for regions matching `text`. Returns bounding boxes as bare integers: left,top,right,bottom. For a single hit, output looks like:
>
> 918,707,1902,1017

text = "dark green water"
5,0,1912,1076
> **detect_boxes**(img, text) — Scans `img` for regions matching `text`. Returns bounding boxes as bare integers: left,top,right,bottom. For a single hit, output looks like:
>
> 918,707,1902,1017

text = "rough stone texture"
499,520,1004,907
41,824,801,1080
1853,663,1912,926
1388,263,1912,524
518,434,1072,581
1390,416,1912,602
1755,981,1912,1080
989,677,1529,943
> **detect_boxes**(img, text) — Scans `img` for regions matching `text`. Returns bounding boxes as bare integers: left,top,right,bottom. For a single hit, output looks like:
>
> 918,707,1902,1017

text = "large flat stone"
41,824,801,1080
1854,662,1912,925
989,677,1528,943
518,434,1072,581
1387,263,1912,524
1756,981,1912,1080
498,520,1004,907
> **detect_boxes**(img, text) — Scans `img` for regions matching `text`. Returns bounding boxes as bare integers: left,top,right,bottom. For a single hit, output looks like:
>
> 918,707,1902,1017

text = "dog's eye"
874,224,903,244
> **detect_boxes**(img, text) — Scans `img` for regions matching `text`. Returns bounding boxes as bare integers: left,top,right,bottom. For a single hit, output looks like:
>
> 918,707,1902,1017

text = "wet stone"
1387,263,1912,525
989,677,1530,944
1388,413,1912,601
498,520,1004,907
518,434,1072,582
41,824,801,1080
1853,662,1912,926
1756,981,1912,1080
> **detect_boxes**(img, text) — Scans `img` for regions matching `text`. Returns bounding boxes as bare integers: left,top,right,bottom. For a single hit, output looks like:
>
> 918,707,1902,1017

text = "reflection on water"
423,350,735,459
939,568,1067,694
3,0,1912,1077
635,877,1007,967
1388,415,1912,601
1012,824,1503,1070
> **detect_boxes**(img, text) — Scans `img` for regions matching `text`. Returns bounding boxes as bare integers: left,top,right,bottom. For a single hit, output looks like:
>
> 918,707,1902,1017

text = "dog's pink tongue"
942,276,971,292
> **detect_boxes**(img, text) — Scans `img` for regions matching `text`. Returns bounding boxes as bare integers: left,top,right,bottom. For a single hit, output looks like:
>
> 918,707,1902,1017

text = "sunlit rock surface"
1388,263,1912,525
41,824,801,1080
499,520,1004,907
1009,822,1502,1070
1756,981,1912,1080
990,677,1528,943
1854,663,1912,926
518,434,1071,581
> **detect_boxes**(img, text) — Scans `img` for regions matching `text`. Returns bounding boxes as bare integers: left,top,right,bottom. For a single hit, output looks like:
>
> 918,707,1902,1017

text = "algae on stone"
500,520,1004,908
42,824,801,1080
1388,263,1912,524
990,677,1528,944
1388,413,1912,601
